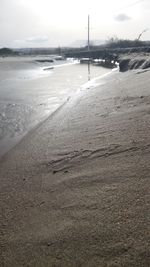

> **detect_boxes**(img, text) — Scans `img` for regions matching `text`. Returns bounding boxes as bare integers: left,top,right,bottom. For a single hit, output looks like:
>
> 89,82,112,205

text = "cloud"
13,36,49,48
26,36,49,43
114,13,131,22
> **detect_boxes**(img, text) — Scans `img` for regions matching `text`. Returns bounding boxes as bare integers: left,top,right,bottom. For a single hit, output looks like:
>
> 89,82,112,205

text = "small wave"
80,67,118,91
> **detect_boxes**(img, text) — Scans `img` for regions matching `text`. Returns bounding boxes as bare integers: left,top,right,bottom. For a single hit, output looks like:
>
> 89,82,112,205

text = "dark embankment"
119,53,150,72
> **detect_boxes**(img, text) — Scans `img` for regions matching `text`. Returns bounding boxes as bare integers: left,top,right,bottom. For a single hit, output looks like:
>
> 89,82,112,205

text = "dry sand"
0,69,150,267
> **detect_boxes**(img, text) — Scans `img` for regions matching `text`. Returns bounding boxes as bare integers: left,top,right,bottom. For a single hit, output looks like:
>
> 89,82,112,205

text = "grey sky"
0,0,149,48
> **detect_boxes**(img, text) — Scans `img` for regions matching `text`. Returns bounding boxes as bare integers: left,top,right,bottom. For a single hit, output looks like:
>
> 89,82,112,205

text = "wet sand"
0,57,109,158
0,69,150,266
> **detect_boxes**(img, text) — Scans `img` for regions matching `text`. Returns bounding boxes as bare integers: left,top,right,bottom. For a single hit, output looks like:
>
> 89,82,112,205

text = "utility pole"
88,14,91,81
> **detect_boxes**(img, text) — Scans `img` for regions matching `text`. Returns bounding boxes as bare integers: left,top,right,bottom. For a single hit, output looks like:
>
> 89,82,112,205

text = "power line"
117,0,145,12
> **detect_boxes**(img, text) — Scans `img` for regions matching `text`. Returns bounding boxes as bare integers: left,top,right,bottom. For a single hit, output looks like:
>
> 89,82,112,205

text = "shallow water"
0,56,110,157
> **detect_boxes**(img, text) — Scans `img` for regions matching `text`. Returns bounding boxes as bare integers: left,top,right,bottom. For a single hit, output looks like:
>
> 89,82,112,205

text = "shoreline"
1,68,150,266
0,66,114,159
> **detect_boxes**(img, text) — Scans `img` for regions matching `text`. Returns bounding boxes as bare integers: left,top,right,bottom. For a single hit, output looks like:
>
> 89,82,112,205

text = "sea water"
0,56,110,157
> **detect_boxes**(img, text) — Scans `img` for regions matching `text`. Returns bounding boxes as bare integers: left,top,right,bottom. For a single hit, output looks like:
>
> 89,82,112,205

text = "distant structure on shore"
0,48,18,56
1,39,150,58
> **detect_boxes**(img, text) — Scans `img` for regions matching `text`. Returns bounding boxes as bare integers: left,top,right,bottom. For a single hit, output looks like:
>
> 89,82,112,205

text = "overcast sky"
0,0,150,48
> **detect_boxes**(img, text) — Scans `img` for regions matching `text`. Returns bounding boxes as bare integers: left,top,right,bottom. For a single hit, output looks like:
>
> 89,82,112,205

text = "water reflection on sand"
0,56,110,157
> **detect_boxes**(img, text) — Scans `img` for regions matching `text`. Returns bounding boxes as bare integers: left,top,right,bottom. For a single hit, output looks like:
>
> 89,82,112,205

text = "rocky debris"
119,53,150,72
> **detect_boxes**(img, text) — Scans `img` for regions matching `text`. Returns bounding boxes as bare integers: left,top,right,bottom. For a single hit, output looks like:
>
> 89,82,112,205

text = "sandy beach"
0,69,150,266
